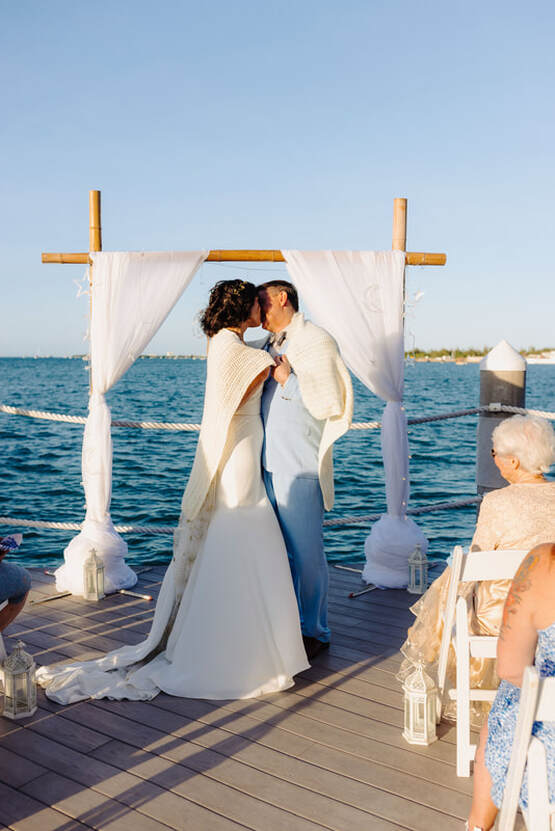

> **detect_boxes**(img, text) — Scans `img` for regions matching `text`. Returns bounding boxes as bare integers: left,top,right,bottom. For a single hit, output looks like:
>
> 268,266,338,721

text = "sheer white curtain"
56,251,208,596
284,250,427,588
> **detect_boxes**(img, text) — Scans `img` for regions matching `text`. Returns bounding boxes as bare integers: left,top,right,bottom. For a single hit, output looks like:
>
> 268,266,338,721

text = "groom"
257,280,353,660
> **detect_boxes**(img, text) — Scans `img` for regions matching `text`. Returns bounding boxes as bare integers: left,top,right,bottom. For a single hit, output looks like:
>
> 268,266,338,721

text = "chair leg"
526,738,550,831
456,598,472,777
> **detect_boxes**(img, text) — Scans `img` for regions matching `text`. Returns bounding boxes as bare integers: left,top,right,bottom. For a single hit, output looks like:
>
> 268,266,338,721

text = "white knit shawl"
171,329,274,598
181,328,274,521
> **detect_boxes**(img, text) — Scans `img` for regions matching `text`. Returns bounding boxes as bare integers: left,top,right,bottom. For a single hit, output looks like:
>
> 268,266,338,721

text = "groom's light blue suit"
261,334,330,644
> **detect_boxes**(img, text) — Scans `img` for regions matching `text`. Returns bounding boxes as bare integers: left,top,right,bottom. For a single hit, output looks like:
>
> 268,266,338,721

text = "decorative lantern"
407,544,428,594
402,662,437,745
83,548,105,601
2,641,37,720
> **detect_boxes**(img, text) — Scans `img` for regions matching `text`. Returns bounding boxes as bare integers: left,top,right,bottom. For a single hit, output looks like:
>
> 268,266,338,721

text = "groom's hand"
272,354,291,386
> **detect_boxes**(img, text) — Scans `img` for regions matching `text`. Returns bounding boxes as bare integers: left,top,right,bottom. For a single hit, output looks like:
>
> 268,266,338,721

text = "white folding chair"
436,547,527,723
0,599,7,660
0,599,8,689
442,548,528,776
498,666,555,831
436,544,466,717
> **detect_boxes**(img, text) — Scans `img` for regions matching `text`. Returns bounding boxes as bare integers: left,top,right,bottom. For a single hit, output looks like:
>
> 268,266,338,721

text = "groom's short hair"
258,280,299,312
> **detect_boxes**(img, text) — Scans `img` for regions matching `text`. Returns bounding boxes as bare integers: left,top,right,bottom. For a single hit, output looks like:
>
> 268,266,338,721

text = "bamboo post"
89,190,102,252
392,197,408,338
392,198,407,252
88,190,101,393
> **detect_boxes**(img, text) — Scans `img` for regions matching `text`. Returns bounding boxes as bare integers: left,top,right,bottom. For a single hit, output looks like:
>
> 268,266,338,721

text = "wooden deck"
0,564,476,831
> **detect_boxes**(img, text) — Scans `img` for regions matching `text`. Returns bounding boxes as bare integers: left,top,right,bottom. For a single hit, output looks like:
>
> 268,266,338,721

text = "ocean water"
1,358,554,570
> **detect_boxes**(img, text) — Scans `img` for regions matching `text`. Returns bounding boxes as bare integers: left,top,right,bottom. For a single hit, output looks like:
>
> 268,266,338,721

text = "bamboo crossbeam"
42,253,91,264
42,249,446,266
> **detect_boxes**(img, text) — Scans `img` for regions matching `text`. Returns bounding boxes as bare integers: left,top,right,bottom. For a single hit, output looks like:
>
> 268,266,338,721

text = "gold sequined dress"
398,481,555,725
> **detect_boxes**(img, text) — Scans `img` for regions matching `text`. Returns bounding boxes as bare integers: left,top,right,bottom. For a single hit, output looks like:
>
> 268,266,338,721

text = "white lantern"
402,662,437,745
83,548,105,601
2,641,37,720
407,544,428,594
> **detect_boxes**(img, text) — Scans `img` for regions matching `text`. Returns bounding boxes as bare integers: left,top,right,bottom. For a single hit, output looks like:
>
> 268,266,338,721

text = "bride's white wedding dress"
38,332,309,703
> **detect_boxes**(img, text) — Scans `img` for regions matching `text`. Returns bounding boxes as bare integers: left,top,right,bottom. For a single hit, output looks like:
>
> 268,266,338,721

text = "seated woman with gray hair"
398,414,555,725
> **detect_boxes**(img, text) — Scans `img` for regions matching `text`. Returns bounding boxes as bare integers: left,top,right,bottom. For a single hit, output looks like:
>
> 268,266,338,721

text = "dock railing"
1,401,553,535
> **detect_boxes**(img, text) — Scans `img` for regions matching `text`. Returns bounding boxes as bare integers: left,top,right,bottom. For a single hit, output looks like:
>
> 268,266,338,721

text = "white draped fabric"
55,251,207,596
283,250,427,588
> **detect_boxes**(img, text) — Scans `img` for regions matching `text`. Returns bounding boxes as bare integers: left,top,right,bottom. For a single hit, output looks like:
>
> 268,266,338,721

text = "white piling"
477,340,527,494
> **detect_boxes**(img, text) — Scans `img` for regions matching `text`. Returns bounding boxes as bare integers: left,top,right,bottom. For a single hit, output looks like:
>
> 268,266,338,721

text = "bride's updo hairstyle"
492,414,555,474
200,279,257,337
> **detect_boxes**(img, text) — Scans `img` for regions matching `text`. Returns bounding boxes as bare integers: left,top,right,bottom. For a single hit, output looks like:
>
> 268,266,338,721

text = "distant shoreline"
0,354,207,361
408,348,555,365
2,350,554,365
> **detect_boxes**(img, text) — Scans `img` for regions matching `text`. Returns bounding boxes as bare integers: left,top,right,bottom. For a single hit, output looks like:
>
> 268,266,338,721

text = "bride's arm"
238,367,271,407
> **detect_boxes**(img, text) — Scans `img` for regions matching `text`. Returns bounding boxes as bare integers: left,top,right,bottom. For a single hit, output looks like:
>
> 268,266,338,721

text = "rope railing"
0,496,481,535
0,401,549,535
2,402,553,431
322,496,481,526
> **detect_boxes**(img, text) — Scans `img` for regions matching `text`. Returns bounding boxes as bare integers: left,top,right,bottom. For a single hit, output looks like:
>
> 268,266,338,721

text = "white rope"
322,496,481,526
0,405,87,425
0,405,201,431
2,401,552,432
0,516,175,534
111,419,200,432
0,498,480,535
485,403,555,420
408,407,482,424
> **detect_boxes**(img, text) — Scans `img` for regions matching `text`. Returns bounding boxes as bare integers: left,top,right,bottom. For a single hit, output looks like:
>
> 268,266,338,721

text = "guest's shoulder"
482,481,555,511
479,484,516,509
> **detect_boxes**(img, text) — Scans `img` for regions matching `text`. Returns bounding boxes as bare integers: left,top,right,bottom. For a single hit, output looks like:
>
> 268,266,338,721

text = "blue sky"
1,0,554,356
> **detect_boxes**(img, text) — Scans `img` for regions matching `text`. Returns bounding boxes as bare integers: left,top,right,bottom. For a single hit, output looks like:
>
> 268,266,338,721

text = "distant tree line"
406,346,554,359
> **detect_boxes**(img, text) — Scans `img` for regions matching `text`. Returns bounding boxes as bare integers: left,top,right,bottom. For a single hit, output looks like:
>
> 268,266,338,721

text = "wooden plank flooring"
0,564,476,831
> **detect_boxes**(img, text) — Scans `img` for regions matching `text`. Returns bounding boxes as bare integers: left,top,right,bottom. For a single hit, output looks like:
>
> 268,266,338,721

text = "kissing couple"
38,279,353,703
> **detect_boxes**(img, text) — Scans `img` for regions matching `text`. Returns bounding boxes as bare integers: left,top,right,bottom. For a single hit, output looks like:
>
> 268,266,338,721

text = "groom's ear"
278,290,289,308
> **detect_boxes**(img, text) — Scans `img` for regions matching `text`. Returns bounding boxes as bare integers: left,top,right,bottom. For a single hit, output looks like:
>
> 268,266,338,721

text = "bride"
38,279,309,703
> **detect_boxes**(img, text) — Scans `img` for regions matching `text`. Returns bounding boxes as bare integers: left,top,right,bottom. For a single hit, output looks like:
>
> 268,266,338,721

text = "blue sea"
1,358,554,570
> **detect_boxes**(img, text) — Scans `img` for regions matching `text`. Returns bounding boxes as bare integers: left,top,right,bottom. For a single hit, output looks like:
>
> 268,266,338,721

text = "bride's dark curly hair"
200,279,257,337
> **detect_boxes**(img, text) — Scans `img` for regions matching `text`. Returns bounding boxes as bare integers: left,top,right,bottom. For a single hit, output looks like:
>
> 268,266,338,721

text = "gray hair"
492,415,555,474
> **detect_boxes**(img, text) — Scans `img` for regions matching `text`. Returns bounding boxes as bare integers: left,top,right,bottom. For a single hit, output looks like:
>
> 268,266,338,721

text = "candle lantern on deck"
83,548,105,601
402,661,437,745
407,544,428,594
2,641,37,720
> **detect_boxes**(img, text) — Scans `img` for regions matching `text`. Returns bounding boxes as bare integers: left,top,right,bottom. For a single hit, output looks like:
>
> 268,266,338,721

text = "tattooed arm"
496,548,542,687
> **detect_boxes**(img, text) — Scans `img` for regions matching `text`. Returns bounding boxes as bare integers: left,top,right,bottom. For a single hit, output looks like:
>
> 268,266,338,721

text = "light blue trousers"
263,469,330,643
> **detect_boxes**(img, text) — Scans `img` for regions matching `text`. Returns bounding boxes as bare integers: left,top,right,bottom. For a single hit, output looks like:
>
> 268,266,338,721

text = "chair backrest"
437,546,527,699
535,675,555,721
498,667,555,831
459,548,528,583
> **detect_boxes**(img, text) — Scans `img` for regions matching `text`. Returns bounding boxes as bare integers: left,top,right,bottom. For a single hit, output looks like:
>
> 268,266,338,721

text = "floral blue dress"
485,621,555,809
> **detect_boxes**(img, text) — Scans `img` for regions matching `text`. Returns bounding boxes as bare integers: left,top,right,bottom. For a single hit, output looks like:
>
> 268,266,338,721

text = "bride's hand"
272,355,291,386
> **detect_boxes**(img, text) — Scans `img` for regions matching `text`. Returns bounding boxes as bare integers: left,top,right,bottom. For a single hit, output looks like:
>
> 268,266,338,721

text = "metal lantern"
407,544,428,594
402,662,437,745
83,548,105,601
2,641,37,720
